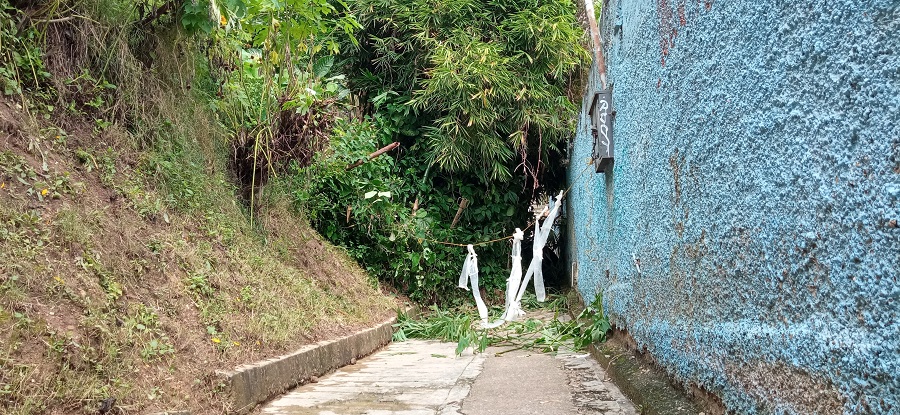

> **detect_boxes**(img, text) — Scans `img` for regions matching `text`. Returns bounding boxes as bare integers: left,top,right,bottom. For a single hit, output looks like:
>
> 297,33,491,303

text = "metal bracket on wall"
571,261,579,288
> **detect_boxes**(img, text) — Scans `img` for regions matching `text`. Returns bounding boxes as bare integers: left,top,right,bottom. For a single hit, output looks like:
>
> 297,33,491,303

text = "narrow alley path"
261,339,636,415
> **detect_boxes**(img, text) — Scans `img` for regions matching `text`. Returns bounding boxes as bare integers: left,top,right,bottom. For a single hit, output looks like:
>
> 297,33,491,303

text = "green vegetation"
281,0,589,302
393,294,611,356
0,0,50,100
348,0,588,180
0,0,596,411
0,0,395,413
0,110,392,414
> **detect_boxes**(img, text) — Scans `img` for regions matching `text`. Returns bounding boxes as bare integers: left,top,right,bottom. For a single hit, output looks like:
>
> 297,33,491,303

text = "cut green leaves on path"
393,294,611,356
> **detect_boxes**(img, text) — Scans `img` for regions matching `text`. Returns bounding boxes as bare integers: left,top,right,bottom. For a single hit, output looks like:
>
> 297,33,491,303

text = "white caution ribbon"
459,191,564,328
484,228,525,328
458,244,489,324
514,191,564,308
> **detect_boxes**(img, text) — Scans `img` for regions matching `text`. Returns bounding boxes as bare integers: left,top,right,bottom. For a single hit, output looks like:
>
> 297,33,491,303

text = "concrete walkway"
261,339,636,415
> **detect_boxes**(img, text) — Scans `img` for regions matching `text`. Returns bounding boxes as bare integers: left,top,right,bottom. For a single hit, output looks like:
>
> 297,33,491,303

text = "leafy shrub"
281,0,587,302
0,0,51,97
279,116,534,303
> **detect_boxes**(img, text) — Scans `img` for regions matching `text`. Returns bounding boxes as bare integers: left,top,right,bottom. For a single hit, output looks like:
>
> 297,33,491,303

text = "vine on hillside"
0,0,52,107
177,0,362,213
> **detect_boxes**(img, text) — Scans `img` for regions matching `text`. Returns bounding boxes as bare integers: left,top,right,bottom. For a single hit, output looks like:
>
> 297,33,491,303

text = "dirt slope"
0,98,399,414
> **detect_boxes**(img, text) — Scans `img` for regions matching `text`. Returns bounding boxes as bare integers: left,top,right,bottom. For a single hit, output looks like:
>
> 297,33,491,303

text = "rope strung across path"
418,161,595,247
419,221,536,248
439,160,597,328
465,189,563,328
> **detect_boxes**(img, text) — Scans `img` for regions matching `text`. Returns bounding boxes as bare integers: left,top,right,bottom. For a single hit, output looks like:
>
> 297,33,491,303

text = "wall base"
568,291,725,415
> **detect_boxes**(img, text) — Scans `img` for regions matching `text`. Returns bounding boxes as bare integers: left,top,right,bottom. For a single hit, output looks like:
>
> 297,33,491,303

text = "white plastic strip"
484,229,525,328
515,191,564,305
458,244,489,324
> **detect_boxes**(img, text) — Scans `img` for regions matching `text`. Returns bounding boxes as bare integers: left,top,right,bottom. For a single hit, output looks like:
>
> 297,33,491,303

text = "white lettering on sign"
597,97,611,158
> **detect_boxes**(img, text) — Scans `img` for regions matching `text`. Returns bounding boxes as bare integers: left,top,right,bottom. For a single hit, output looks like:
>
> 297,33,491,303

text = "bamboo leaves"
347,0,588,181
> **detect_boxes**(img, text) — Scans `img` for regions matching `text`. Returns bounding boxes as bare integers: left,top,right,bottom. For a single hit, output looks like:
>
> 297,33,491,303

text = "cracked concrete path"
261,339,636,415
262,340,482,415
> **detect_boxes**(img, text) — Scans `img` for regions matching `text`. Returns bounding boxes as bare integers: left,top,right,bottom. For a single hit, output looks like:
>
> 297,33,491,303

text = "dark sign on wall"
589,89,614,173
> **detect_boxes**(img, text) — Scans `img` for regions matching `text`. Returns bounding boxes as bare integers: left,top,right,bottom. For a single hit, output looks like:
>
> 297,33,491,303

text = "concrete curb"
567,292,722,415
217,307,415,414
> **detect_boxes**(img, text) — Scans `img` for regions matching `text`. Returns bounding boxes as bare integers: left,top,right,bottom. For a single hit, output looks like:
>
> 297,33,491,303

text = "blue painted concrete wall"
566,1,899,413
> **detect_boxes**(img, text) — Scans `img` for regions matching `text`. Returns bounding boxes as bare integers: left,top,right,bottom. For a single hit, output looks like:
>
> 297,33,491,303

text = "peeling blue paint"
566,1,899,413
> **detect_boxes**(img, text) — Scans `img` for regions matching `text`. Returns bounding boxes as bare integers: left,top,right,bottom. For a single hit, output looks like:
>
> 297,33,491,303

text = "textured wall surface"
566,1,899,414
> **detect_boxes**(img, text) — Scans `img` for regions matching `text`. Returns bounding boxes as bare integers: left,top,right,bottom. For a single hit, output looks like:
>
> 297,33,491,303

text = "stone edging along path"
216,307,415,414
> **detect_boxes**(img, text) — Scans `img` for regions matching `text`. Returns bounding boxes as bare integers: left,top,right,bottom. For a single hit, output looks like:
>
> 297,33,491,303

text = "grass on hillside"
0,19,397,415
